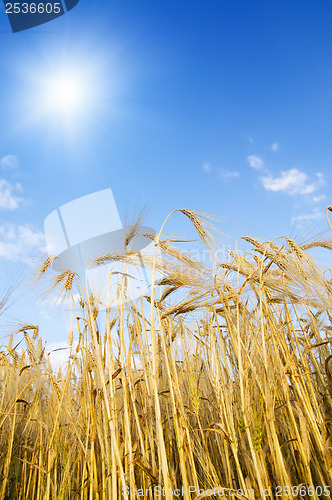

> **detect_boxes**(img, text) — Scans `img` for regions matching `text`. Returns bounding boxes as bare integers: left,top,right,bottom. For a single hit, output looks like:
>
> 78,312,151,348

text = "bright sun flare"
43,74,86,115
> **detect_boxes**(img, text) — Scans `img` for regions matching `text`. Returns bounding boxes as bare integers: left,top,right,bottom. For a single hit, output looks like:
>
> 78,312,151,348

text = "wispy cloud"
271,143,279,152
260,169,324,196
312,194,326,203
0,179,23,210
202,162,211,174
47,341,79,370
40,293,81,308
246,154,264,170
291,207,323,226
0,224,45,263
1,155,18,171
219,168,240,180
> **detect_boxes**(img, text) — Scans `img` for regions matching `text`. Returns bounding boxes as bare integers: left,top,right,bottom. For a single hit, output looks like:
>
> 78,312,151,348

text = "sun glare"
44,74,85,115
20,52,111,143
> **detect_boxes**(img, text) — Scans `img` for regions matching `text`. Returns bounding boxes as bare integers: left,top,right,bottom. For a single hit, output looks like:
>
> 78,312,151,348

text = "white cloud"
260,169,324,195
0,224,45,264
271,143,279,152
47,341,79,370
312,194,326,203
219,168,240,180
202,162,211,174
1,155,18,170
40,293,81,308
291,208,323,226
0,179,23,210
247,155,264,170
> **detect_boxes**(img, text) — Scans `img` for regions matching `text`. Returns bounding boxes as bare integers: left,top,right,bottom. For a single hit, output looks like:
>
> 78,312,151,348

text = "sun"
17,51,113,145
23,66,97,146
43,74,86,115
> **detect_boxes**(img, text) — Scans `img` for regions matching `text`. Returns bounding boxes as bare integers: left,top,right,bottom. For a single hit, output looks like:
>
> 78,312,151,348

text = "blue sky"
0,1,332,346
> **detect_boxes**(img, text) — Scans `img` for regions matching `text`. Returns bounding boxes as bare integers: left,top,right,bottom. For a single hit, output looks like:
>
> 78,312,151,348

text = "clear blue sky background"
0,0,332,347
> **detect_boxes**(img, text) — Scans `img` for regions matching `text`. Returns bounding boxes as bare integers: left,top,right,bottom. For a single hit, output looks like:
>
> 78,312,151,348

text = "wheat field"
0,209,332,499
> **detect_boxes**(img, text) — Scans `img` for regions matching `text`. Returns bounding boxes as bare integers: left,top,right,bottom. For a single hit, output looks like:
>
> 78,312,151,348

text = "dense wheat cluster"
1,210,332,499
